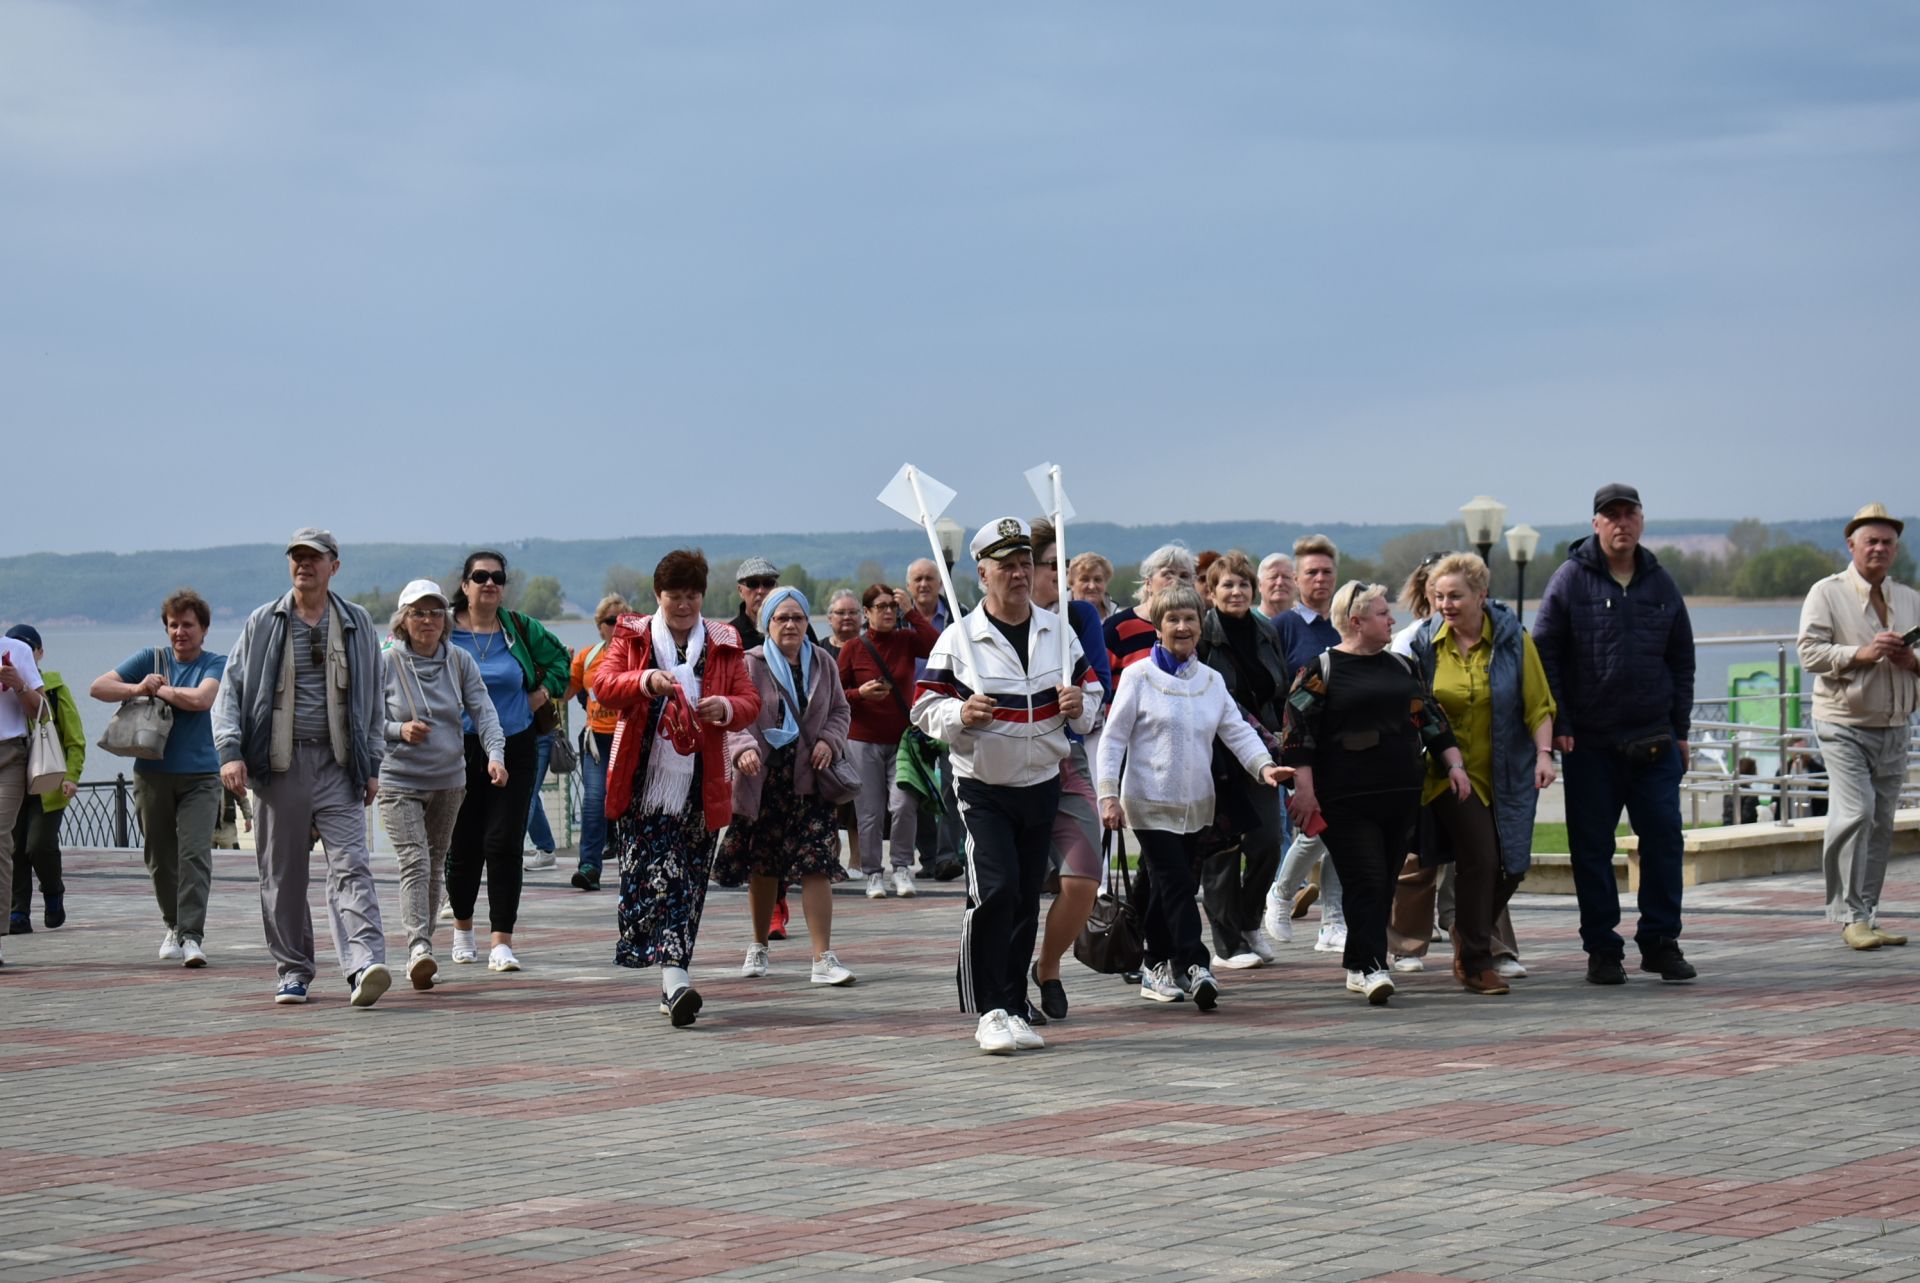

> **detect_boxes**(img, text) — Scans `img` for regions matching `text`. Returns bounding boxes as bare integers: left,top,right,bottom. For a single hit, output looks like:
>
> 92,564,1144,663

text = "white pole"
906,467,981,681
1051,465,1071,686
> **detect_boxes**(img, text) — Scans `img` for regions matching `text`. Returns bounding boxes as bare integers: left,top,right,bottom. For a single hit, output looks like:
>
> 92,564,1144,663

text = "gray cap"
736,556,779,581
287,527,340,557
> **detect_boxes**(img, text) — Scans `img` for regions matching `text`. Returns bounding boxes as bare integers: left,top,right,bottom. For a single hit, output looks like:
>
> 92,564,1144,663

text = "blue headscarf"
758,586,812,749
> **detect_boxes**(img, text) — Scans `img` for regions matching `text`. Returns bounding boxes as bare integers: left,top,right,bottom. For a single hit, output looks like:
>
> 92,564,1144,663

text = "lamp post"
1505,523,1540,624
1459,495,1508,564
933,517,967,608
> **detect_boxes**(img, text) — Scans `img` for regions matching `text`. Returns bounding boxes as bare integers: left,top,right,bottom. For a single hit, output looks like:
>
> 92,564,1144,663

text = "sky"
4,2,1917,555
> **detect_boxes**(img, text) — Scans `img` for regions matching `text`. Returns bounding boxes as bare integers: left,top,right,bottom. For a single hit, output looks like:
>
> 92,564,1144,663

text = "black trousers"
447,726,540,934
955,775,1060,1015
1134,829,1209,975
10,795,65,915
1197,797,1282,958
1324,792,1420,974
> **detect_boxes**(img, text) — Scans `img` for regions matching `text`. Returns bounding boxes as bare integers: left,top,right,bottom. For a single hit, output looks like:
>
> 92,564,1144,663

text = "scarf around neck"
640,612,706,815
1150,643,1194,676
759,586,811,750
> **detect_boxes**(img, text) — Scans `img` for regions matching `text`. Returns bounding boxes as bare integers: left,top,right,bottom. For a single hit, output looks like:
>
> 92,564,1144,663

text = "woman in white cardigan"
1097,584,1291,1010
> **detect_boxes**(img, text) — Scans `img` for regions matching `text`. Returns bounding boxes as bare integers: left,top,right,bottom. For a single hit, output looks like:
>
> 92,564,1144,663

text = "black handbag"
1073,827,1145,975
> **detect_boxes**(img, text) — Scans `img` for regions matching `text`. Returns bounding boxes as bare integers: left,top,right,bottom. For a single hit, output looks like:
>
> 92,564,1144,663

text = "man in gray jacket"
213,528,390,1007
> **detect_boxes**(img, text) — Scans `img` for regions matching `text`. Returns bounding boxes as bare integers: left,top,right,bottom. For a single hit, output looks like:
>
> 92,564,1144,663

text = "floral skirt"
612,780,716,971
712,744,849,887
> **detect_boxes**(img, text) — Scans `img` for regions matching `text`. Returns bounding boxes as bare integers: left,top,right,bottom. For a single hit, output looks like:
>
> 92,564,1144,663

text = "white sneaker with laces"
1249,931,1278,964
158,930,185,962
1494,957,1528,979
1362,969,1395,1005
810,950,855,986
522,849,556,871
742,943,770,977
866,872,887,900
1390,955,1425,973
407,946,438,990
891,867,916,898
487,943,521,972
1005,1012,1045,1049
1345,969,1368,993
1212,952,1262,970
450,929,478,963
1139,962,1186,1003
1261,887,1289,942
182,938,208,968
975,1009,1018,1054
1314,923,1348,953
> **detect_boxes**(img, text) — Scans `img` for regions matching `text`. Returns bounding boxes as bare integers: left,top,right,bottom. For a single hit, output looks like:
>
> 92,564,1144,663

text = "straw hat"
1844,503,1904,539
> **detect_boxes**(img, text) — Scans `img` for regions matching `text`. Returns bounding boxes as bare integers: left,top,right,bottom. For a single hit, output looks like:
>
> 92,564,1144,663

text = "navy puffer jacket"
1531,536,1694,746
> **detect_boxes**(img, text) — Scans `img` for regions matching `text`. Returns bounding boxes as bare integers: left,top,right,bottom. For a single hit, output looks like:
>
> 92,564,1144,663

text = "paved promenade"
5,846,1920,1282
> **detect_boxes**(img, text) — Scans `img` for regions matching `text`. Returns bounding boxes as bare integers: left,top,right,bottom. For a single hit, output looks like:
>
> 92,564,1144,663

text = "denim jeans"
524,732,555,853
1562,740,1685,958
577,731,613,874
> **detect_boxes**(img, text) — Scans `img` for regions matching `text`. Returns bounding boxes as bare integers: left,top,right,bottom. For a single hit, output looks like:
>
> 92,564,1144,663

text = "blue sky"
4,2,1916,554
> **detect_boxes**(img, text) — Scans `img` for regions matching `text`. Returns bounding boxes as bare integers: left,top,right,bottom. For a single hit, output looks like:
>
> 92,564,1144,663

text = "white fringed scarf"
639,613,705,815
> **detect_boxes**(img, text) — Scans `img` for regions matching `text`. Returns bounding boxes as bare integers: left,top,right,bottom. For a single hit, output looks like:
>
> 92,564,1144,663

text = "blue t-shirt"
114,647,227,775
451,630,531,738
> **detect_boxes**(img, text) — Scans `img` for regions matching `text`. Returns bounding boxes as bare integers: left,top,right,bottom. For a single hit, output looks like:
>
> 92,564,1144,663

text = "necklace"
462,612,502,663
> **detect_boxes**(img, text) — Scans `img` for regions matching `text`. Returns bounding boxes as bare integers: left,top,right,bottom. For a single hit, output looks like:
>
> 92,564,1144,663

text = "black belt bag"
1613,730,1674,766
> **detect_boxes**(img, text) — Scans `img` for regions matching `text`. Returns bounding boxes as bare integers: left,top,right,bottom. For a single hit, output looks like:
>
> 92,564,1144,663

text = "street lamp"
1505,523,1541,624
933,517,968,607
1459,495,1508,564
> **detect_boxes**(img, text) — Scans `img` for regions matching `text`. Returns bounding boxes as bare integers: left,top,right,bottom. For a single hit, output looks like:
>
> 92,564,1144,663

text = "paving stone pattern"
4,847,1920,1281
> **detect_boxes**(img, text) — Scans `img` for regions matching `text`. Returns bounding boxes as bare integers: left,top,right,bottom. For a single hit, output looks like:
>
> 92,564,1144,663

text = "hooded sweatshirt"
380,640,506,792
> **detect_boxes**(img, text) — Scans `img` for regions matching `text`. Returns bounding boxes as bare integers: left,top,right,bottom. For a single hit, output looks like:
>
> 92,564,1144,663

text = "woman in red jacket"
836,583,939,899
593,549,760,1028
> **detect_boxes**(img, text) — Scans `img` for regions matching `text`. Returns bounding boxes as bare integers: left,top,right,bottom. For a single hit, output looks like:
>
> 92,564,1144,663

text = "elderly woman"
837,582,940,899
90,590,226,969
565,594,629,892
1281,581,1468,1005
1406,554,1557,996
1069,553,1116,618
594,549,760,1027
444,551,571,973
1099,584,1291,1010
379,580,507,991
1195,551,1289,969
1103,543,1197,674
821,589,863,658
717,587,857,987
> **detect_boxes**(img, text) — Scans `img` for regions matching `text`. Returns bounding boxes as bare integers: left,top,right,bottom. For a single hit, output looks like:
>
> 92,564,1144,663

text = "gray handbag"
98,647,175,760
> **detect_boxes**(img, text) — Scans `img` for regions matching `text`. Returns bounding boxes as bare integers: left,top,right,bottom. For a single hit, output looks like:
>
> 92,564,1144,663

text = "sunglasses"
467,570,508,586
739,576,777,591
309,630,326,670
596,616,619,626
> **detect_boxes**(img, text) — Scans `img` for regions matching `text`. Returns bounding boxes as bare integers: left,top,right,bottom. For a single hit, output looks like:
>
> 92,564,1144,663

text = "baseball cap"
287,527,340,557
4,624,42,651
397,579,448,610
970,517,1033,562
1592,484,1641,514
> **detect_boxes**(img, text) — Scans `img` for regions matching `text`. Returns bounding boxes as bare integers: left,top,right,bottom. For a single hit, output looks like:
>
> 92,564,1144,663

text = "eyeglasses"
406,608,446,621
769,612,809,626
739,576,777,591
467,570,507,586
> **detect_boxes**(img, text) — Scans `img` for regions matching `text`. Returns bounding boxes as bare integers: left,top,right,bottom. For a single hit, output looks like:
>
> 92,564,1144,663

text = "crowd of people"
0,492,1913,1058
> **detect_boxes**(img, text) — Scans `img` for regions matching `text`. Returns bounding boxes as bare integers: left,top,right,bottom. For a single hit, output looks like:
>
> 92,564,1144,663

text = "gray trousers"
254,743,386,982
0,739,25,938
378,785,464,955
1275,830,1346,926
1817,720,1911,925
849,738,919,873
136,772,221,943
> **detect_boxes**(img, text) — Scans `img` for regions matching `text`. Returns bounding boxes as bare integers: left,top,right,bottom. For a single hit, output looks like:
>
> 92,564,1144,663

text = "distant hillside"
0,516,1876,624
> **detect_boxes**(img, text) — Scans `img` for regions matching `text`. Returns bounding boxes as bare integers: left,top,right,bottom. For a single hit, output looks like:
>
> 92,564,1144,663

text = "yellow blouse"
1421,621,1556,806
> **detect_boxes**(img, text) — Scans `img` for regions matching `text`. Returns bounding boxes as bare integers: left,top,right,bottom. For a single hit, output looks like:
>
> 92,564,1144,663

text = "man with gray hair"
213,528,390,1007
1799,503,1919,950
1255,553,1295,621
730,556,782,651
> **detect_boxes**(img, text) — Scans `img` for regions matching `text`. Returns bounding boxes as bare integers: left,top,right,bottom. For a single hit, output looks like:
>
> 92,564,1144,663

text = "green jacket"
501,610,572,701
36,671,88,812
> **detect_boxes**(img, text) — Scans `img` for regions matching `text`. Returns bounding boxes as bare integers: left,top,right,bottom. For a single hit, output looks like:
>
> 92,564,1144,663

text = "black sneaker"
1586,955,1627,986
1640,944,1697,983
9,911,30,934
1032,963,1069,1021
571,868,600,892
932,856,965,882
661,985,704,1027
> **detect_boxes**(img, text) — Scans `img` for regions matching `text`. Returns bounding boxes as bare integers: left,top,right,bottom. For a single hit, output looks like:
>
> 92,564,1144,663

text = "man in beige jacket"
1797,503,1919,949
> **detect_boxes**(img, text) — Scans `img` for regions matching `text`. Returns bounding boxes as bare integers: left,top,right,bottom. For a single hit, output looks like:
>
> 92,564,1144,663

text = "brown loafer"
1872,925,1908,947
1843,922,1883,951
1461,968,1510,996
1291,885,1319,919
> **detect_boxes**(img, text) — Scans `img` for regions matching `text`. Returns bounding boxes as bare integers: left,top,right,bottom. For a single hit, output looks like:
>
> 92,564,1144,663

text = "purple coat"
725,641,853,822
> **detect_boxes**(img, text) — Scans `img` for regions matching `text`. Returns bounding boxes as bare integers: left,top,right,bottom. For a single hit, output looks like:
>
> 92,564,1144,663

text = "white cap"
397,578,447,610
969,517,1032,563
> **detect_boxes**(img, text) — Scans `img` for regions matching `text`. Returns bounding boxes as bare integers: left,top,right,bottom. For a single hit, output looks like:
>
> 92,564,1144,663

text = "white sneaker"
891,867,916,898
866,872,887,900
349,963,392,1008
487,943,521,972
1185,964,1220,1011
1139,962,1187,1003
522,849,556,871
450,930,478,964
1005,1012,1045,1049
158,930,185,961
742,943,770,977
975,1009,1018,1054
810,950,855,986
182,938,208,968
1249,931,1278,964
1314,923,1347,953
1347,969,1394,1005
1212,952,1263,970
1261,887,1289,942
408,947,438,990
1494,957,1528,979
1391,955,1425,973
438,901,455,923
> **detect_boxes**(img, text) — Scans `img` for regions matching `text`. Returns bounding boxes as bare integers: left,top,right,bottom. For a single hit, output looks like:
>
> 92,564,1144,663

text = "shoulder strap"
1318,649,1331,685
859,635,916,723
